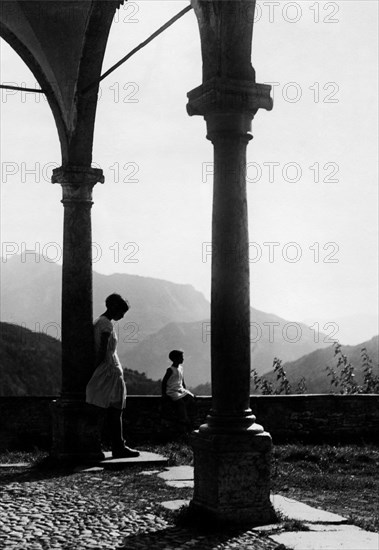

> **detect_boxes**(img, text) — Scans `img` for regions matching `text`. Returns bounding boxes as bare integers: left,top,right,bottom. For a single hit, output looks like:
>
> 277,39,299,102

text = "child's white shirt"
166,365,192,401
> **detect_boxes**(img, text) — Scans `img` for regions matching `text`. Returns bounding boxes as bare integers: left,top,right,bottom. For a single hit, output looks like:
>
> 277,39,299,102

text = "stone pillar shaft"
52,166,104,400
207,114,254,429
187,77,274,523
61,185,94,398
188,81,272,433
50,166,104,461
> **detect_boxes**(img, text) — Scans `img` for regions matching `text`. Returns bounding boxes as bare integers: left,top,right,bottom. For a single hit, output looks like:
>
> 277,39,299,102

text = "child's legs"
182,394,197,425
174,398,189,424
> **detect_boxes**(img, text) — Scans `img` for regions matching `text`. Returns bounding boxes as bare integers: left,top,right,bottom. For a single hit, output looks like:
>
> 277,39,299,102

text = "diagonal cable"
81,5,193,96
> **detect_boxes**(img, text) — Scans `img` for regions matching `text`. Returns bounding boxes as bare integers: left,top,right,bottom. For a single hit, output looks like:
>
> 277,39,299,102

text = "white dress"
86,315,127,409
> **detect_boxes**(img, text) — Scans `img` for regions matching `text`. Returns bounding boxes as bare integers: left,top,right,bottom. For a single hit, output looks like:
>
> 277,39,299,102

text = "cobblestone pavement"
0,466,282,550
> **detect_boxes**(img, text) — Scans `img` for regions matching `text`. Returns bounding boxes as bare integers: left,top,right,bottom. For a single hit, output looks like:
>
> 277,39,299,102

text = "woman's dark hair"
105,293,129,313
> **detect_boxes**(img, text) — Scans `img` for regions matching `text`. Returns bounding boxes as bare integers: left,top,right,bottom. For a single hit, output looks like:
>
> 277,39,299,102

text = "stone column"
50,166,105,462
206,111,258,433
187,0,275,520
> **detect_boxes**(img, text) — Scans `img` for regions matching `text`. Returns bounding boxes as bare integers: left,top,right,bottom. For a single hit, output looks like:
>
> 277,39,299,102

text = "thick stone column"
206,111,258,433
50,166,104,462
187,0,274,524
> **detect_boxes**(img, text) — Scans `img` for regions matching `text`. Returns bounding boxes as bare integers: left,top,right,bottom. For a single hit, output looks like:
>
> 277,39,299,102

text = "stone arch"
0,22,69,161
0,1,122,166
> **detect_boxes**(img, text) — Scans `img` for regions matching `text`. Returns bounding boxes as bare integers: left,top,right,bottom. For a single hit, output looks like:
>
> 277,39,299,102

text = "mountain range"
0,253,210,342
261,335,379,394
1,321,377,397
0,322,161,396
0,321,61,396
1,253,341,386
120,313,333,387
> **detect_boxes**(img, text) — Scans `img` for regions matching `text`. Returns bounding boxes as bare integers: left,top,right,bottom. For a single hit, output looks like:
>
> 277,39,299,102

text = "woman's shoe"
112,446,140,459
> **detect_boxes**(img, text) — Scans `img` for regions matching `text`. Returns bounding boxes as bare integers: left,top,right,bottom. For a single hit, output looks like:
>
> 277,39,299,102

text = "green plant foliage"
252,358,308,394
326,343,379,394
361,347,379,393
252,344,378,395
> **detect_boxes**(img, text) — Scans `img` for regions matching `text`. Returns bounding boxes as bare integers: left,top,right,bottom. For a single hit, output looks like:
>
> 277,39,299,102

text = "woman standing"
86,293,139,458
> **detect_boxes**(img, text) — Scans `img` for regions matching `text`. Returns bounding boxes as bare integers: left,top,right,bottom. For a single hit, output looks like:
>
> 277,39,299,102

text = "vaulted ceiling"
0,1,123,164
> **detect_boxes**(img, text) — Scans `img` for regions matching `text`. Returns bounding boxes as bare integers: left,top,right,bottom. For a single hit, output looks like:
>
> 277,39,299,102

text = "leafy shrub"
252,344,378,395
252,358,307,395
326,343,379,394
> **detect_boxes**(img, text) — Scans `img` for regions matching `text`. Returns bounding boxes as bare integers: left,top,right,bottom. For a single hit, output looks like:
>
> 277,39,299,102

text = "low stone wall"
1,394,378,451
0,397,53,451
249,394,379,444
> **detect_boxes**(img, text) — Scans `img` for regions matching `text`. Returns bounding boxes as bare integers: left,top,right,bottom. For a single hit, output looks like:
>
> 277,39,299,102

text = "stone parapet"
1,395,379,451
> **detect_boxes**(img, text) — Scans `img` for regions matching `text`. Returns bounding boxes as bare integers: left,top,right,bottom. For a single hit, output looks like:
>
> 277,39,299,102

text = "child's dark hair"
169,349,184,362
105,293,129,313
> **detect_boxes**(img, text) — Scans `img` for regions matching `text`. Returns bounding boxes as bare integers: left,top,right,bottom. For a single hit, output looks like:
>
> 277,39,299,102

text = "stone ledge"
270,494,347,524
270,524,379,550
100,451,168,470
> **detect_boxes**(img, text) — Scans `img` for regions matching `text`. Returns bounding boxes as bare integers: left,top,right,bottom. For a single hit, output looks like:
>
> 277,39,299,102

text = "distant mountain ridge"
0,253,210,345
120,314,333,387
0,322,161,396
261,335,379,393
0,322,61,395
1,254,333,386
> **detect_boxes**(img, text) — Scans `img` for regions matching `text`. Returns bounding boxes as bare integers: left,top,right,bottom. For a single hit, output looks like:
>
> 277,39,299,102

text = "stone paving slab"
270,524,379,550
270,494,347,523
100,451,168,470
160,499,190,511
157,466,194,488
157,471,377,550
304,523,376,532
159,496,378,550
165,480,194,488
157,465,194,481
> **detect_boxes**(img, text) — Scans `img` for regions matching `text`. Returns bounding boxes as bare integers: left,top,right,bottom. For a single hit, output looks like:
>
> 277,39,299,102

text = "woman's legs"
107,407,124,451
107,407,139,458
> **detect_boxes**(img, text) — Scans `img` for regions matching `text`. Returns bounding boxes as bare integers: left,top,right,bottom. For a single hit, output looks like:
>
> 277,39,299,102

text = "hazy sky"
0,1,378,344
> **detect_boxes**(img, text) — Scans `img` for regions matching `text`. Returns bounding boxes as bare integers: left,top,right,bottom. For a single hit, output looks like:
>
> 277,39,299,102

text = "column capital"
187,77,272,119
52,165,104,203
51,165,104,185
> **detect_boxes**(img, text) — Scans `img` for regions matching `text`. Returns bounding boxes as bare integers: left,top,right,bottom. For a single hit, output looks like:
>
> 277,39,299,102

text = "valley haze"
2,254,377,388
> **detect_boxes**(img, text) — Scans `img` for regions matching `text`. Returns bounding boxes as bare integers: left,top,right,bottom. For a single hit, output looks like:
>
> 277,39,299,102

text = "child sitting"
161,349,196,431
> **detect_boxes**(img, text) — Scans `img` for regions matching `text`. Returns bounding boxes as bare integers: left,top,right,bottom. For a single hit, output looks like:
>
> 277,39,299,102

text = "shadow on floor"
119,524,273,550
0,459,82,484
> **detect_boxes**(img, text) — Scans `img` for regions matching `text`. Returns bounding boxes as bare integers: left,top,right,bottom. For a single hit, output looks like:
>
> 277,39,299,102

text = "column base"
199,411,264,434
50,399,105,463
190,429,275,526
